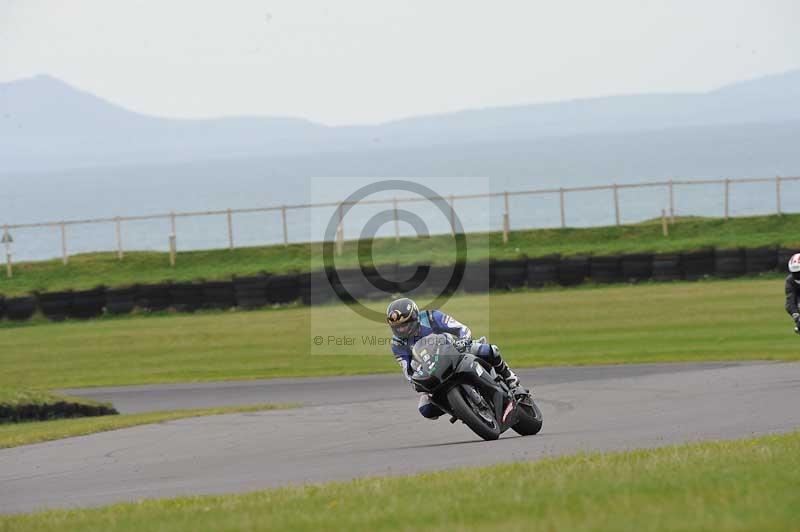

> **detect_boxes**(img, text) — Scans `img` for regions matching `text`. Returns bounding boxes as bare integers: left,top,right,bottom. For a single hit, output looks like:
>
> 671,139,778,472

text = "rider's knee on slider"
386,297,523,419
418,393,445,420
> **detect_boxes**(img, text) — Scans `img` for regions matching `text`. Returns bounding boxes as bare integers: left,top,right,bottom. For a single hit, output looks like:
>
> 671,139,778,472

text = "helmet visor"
391,319,419,338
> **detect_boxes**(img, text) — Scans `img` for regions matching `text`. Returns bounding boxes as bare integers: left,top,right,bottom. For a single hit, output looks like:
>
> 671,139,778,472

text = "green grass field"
0,404,294,449
2,430,797,531
0,276,794,390
1,213,798,296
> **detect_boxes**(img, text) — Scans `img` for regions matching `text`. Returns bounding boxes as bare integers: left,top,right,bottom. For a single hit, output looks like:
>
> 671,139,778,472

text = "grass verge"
2,430,798,531
1,213,799,296
0,404,295,449
0,276,795,389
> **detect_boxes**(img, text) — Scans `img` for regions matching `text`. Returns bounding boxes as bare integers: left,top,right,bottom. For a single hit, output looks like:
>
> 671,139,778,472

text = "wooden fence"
1,175,797,274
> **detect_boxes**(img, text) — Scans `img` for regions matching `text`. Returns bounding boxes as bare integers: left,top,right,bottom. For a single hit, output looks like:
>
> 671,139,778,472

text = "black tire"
491,259,528,290
559,255,589,286
461,260,491,293
266,274,300,304
744,246,777,274
621,253,653,283
527,255,560,287
5,296,37,321
234,274,269,309
69,287,106,319
170,282,204,312
446,385,501,441
512,399,543,436
137,283,172,312
681,249,715,281
38,290,73,321
714,248,745,278
201,281,235,310
589,255,623,284
652,253,682,281
106,286,138,315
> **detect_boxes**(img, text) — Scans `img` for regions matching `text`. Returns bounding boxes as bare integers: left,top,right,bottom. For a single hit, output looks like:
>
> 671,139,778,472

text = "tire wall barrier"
202,281,236,310
681,249,715,281
490,259,528,290
461,260,492,293
70,288,106,319
745,247,777,274
714,248,746,279
527,255,559,287
105,286,138,315
5,296,36,321
0,245,794,323
621,253,653,283
137,283,172,312
234,275,270,309
777,248,795,272
266,274,300,304
652,253,682,281
589,255,623,284
0,401,118,424
559,255,590,286
37,290,73,322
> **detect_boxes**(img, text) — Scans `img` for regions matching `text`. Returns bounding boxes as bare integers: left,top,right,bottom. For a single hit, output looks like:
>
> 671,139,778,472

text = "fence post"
3,225,11,278
115,217,123,260
724,179,730,220
336,203,344,256
226,208,234,250
60,222,68,265
281,205,288,246
776,176,782,215
393,197,400,242
661,209,669,237
613,184,620,226
668,179,675,223
502,191,510,244
169,235,177,267
559,188,566,228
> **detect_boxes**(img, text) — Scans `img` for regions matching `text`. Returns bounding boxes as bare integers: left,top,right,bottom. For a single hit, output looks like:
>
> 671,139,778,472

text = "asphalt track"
2,361,800,514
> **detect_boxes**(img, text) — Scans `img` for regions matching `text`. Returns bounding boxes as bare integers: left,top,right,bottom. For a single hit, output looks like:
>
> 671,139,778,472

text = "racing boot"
486,344,521,388
493,359,520,388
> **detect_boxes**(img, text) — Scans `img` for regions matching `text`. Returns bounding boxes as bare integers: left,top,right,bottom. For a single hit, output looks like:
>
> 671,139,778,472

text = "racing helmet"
386,298,420,339
789,253,800,282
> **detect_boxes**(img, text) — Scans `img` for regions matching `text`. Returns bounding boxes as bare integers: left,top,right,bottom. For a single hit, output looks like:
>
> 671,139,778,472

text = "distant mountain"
1,69,800,173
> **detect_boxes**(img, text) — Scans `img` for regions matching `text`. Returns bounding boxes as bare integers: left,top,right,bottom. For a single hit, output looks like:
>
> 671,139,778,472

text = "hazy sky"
1,0,798,125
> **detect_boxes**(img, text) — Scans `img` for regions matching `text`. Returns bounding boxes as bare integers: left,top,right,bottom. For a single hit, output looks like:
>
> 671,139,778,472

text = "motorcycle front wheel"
447,385,501,441
512,398,543,436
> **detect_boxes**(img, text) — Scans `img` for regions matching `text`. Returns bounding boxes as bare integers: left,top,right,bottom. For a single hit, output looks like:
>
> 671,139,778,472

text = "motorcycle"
410,333,543,441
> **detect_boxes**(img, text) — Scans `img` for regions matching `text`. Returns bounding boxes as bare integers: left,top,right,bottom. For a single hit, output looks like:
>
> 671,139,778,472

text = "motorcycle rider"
386,297,522,419
785,253,800,333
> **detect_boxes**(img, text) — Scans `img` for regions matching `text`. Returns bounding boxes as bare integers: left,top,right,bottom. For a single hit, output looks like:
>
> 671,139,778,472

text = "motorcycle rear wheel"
447,385,501,441
512,398,543,436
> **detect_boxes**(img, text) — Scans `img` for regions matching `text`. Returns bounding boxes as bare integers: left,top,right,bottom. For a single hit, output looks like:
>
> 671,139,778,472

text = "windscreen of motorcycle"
411,333,457,372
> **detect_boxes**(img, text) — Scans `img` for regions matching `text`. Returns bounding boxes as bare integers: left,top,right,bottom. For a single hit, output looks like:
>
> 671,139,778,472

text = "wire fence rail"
1,175,797,275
